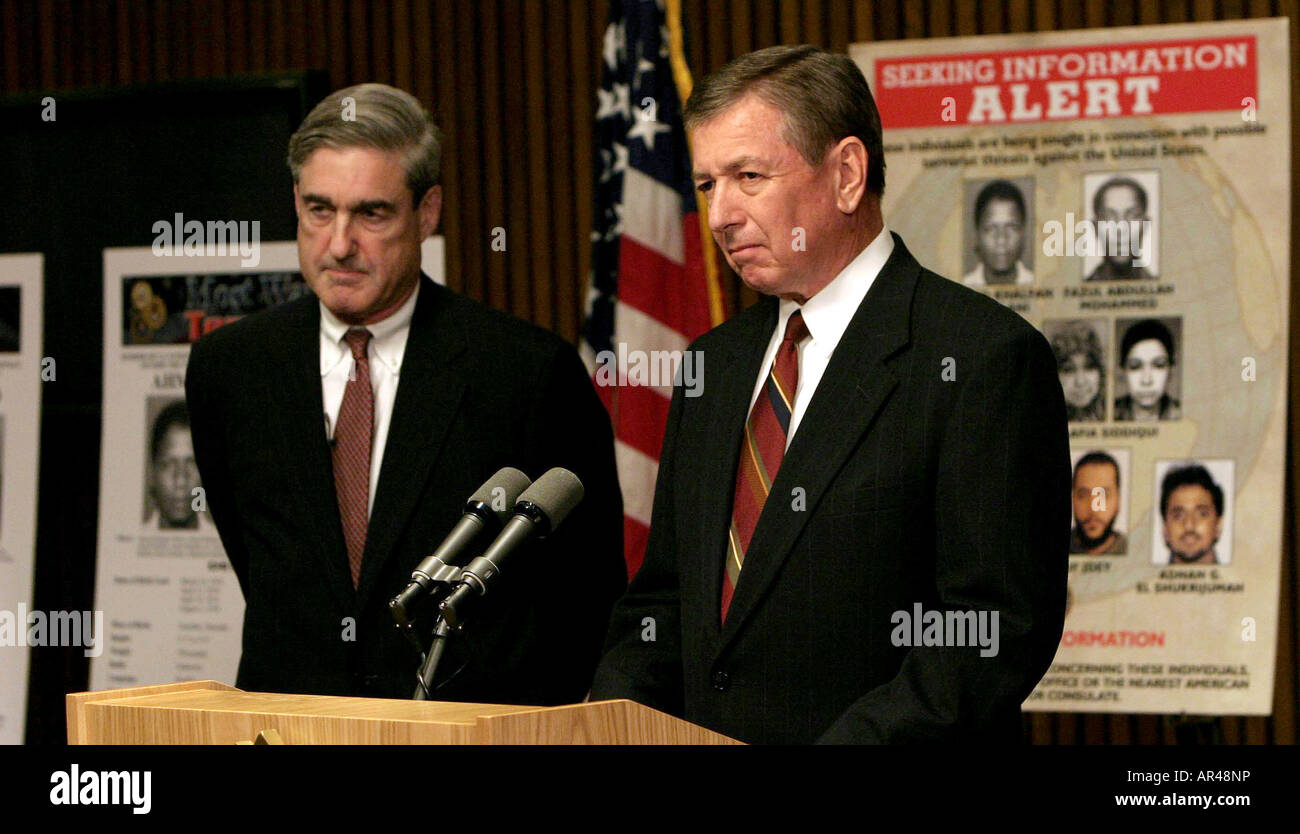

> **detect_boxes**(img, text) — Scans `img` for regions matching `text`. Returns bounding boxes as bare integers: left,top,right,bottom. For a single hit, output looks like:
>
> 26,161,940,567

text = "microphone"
389,467,532,625
439,467,584,628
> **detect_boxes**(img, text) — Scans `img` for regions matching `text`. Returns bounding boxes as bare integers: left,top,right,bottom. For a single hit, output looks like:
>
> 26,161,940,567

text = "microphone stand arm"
413,617,454,701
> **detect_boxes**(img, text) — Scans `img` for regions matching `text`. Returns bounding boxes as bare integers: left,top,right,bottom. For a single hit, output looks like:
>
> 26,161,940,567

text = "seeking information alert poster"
851,18,1291,715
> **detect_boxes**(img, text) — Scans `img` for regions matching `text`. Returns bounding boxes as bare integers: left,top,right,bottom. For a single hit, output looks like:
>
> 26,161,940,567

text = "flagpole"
663,0,728,328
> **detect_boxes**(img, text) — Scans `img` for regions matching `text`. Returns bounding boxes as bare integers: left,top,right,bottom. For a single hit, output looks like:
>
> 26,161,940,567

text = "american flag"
580,0,725,579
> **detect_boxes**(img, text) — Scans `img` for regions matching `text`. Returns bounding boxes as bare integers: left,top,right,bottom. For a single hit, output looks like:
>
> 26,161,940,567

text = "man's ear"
831,137,869,215
418,185,443,239
292,183,302,220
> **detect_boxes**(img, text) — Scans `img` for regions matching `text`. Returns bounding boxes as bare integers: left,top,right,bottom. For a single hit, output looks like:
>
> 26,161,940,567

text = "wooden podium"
67,681,741,745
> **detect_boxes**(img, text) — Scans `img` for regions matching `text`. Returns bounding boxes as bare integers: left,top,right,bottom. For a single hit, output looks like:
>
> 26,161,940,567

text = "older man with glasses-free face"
592,46,1070,744
186,83,626,704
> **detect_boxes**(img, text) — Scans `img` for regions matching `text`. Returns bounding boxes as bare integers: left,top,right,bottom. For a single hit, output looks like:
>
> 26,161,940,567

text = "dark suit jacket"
590,234,1070,743
186,275,626,704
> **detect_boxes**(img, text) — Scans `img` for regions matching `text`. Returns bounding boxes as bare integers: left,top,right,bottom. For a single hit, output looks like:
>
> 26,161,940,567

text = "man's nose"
707,184,743,236
328,214,357,260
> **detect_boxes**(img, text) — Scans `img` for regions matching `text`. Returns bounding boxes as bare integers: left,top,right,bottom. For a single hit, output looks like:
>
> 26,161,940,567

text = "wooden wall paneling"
2,0,19,90
903,0,925,38
802,0,825,45
430,0,460,292
568,0,597,345
1008,0,1031,31
1110,0,1138,25
390,0,411,91
852,0,875,44
727,0,751,54
452,0,484,301
191,0,213,77
707,0,729,74
522,0,550,325
828,0,853,55
545,0,577,341
285,0,308,72
928,0,953,37
89,0,110,83
366,0,389,82
227,0,249,74
1035,0,1057,30
955,0,978,35
480,0,509,314
873,0,899,39
38,0,57,89
980,0,1004,32
247,0,268,73
1084,0,1108,27
304,0,326,76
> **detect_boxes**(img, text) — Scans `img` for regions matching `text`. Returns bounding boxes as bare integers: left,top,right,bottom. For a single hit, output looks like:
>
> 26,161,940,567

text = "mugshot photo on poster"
1081,170,1160,281
1045,318,1108,422
0,286,19,353
1152,459,1234,566
961,176,1035,288
1069,447,1130,556
1114,316,1182,421
142,396,205,532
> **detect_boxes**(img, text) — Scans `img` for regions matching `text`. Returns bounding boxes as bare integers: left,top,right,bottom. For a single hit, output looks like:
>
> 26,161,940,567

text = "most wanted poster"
851,18,1290,715
92,238,446,691
0,255,43,743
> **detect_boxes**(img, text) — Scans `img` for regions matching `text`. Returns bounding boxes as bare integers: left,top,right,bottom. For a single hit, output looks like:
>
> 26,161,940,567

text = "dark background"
0,0,1297,745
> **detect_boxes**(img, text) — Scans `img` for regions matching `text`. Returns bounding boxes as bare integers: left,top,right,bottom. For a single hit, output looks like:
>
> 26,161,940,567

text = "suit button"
712,671,730,691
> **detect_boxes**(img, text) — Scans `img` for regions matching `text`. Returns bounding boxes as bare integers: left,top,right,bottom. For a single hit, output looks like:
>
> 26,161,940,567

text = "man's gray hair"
683,45,885,196
287,83,442,205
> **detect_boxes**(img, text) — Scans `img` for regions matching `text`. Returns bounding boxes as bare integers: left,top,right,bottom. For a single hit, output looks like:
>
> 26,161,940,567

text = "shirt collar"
319,278,421,376
776,223,895,352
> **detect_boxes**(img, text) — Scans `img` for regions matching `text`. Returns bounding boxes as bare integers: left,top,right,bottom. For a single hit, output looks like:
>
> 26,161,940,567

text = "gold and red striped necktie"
723,310,809,623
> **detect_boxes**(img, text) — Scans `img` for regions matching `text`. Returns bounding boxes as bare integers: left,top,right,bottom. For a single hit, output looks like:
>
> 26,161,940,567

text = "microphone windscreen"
470,467,533,523
517,467,584,529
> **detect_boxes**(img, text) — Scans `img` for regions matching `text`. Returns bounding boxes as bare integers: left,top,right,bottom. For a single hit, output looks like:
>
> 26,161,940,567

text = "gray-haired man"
186,84,626,703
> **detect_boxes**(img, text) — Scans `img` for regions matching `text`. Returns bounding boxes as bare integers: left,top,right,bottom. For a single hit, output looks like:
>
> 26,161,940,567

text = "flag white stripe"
621,166,685,263
614,439,658,527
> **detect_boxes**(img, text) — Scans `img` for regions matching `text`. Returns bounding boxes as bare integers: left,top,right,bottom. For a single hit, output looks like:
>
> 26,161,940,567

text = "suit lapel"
274,298,355,615
356,278,467,608
686,298,778,647
719,236,920,649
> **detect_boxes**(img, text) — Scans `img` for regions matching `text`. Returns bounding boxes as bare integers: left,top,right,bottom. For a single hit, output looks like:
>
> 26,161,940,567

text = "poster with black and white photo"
92,239,445,691
852,18,1290,714
0,254,43,743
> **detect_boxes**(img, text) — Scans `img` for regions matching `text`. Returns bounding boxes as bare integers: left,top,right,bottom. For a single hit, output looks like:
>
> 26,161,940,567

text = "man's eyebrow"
299,194,398,213
350,199,398,213
692,155,763,181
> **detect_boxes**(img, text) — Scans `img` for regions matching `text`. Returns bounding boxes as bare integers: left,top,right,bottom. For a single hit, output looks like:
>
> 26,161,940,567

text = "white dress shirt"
320,281,420,517
747,225,895,448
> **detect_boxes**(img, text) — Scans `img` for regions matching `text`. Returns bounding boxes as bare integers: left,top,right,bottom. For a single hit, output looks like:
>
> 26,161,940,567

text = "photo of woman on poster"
1114,318,1182,421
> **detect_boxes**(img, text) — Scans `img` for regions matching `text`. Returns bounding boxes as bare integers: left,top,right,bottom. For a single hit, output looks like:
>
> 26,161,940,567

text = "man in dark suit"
590,46,1070,743
186,83,625,704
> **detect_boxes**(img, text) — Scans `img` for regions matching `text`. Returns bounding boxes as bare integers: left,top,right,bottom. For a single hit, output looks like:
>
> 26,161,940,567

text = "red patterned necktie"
723,310,809,624
332,327,373,587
